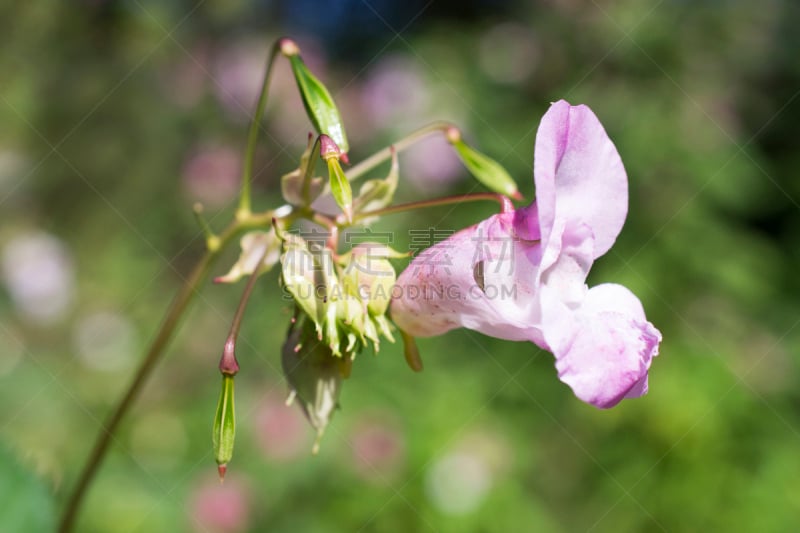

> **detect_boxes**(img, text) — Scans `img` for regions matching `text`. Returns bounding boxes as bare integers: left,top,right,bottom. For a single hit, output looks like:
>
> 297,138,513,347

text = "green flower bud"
321,135,353,222
212,375,236,477
446,127,521,199
342,243,398,317
282,318,344,453
280,239,320,326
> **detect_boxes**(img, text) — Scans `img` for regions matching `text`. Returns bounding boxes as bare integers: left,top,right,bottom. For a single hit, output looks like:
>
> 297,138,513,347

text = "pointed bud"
282,41,350,155
320,137,353,223
399,328,423,372
446,127,520,199
281,318,343,452
212,375,236,471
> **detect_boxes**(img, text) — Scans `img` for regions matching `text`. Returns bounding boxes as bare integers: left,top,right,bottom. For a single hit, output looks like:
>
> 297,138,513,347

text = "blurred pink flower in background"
349,414,406,483
212,40,269,122
255,390,310,462
361,55,430,132
402,135,464,193
1,231,75,324
188,476,252,533
181,144,241,207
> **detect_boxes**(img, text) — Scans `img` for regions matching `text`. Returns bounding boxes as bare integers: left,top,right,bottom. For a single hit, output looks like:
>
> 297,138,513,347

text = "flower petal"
390,212,542,342
544,283,661,408
534,100,628,273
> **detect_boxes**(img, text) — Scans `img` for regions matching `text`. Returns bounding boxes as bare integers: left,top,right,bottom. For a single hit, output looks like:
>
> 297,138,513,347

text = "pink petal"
390,212,543,343
533,100,628,274
547,283,661,408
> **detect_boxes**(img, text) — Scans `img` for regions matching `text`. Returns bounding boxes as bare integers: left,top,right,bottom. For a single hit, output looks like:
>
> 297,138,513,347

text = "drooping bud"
281,317,343,453
320,135,353,222
280,39,350,156
212,374,236,478
215,230,281,284
280,234,322,330
446,127,521,199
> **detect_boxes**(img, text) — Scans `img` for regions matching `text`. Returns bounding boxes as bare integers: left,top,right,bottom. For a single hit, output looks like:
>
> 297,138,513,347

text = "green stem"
58,209,283,533
237,42,281,219
351,192,511,223
345,121,454,183
58,249,217,533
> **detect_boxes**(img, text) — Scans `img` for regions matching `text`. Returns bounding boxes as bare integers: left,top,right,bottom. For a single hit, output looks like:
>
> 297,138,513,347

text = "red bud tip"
510,190,524,201
340,152,350,164
218,464,227,483
319,134,341,160
278,38,300,57
219,337,240,375
213,276,224,284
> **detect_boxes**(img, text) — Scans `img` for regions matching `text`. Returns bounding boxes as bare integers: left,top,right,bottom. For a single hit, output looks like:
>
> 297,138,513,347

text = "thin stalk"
58,209,283,533
58,249,217,533
345,121,454,183
222,243,273,362
237,42,281,219
351,192,512,223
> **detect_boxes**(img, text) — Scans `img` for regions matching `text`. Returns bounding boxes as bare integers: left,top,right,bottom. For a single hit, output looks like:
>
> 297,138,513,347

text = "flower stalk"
238,41,281,220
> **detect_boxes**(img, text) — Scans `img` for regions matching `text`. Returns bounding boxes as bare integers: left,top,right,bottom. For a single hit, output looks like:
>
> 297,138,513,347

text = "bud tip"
279,38,300,57
445,126,461,144
319,134,341,160
218,464,227,482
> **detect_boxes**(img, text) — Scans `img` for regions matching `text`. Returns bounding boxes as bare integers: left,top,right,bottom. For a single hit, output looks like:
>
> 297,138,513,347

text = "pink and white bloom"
390,100,661,408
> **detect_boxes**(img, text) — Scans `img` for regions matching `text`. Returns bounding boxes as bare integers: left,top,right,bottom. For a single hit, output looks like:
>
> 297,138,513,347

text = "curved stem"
58,249,218,533
238,42,281,219
58,208,284,532
345,121,454,183
351,192,511,223
220,243,273,375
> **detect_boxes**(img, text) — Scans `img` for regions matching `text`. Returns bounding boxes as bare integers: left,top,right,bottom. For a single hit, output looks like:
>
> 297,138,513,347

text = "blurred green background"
2,0,799,531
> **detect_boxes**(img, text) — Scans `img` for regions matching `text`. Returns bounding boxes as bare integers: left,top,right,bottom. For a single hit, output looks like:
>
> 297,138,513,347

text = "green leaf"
0,445,56,531
288,54,350,154
451,138,520,198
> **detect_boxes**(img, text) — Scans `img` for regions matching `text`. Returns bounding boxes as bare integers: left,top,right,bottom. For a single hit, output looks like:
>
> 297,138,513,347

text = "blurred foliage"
1,0,799,532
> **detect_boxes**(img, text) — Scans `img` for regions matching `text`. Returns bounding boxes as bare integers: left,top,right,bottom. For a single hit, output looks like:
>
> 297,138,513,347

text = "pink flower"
390,100,661,408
